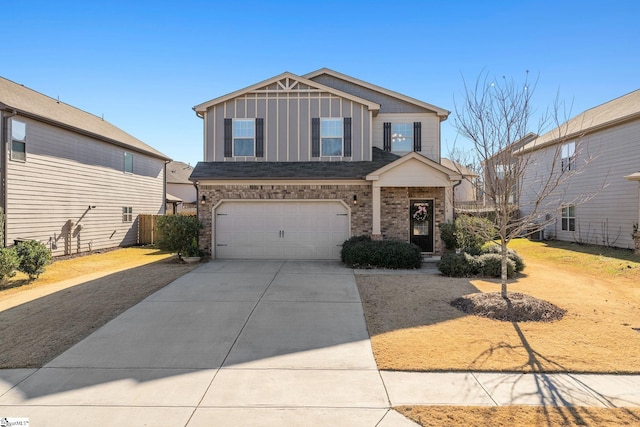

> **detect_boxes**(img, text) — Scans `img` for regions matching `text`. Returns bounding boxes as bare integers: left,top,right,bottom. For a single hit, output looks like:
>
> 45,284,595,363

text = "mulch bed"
451,292,566,322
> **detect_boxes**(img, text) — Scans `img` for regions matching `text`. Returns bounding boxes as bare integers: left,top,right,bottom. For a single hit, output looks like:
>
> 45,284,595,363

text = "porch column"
372,184,382,238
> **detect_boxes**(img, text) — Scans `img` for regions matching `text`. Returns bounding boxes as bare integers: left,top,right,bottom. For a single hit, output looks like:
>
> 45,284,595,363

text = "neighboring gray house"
166,161,197,215
191,69,462,259
0,76,170,256
518,89,640,249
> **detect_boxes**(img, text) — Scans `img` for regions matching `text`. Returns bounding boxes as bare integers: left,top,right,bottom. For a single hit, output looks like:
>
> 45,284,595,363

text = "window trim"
10,119,27,162
561,205,576,231
320,117,344,157
122,206,133,223
391,122,414,152
233,118,256,157
124,152,133,174
561,142,575,172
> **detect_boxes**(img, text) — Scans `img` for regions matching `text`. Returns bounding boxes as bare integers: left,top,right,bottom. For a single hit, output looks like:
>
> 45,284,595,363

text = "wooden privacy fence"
138,214,163,245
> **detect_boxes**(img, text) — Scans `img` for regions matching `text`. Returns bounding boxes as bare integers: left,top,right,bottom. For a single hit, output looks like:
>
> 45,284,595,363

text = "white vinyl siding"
5,118,165,255
520,118,640,249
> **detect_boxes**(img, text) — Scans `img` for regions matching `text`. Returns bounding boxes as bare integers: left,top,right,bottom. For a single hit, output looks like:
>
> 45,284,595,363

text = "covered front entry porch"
366,152,461,255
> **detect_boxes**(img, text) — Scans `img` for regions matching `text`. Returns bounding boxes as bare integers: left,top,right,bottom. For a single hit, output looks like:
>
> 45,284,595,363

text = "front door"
410,200,434,252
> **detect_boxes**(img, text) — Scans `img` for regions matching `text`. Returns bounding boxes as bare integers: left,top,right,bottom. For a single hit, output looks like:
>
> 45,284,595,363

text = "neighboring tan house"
190,68,462,259
440,158,478,205
517,89,640,249
0,76,170,256
166,161,197,215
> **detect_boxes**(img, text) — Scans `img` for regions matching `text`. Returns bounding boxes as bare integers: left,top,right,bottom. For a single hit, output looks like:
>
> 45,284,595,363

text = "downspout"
1,108,17,248
452,179,462,219
163,160,170,215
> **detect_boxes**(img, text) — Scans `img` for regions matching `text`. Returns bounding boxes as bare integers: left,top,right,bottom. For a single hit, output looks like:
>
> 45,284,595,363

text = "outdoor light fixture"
200,195,206,205
88,205,97,209
353,195,357,205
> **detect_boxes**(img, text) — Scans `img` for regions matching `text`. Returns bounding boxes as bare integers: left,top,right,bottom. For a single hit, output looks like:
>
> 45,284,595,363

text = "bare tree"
453,71,595,298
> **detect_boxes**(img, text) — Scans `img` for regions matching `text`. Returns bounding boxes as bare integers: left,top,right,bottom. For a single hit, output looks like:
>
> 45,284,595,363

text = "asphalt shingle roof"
190,148,400,181
0,76,170,160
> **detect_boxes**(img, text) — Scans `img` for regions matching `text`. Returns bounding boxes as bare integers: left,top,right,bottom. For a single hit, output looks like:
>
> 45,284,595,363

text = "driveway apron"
0,260,397,426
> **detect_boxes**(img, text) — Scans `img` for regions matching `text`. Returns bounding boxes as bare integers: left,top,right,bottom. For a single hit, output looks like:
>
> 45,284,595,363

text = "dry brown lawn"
357,239,640,373
396,405,640,427
0,247,200,368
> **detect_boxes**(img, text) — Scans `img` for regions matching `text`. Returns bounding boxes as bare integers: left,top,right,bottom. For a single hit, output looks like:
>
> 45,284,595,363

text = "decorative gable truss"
194,73,381,162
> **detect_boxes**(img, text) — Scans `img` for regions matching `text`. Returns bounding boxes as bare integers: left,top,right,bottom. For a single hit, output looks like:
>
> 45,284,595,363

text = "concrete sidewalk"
0,260,638,426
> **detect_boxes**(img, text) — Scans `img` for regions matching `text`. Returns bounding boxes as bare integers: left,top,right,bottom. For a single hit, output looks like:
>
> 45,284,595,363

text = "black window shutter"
343,117,352,157
383,122,391,151
224,118,233,157
311,118,320,157
413,121,422,151
255,118,264,157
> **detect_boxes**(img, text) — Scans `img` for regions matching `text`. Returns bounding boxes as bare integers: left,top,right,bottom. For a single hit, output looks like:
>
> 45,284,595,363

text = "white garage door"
214,201,350,260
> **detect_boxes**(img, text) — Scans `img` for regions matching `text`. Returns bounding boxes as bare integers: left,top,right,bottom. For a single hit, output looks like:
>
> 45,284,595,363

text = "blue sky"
3,0,638,166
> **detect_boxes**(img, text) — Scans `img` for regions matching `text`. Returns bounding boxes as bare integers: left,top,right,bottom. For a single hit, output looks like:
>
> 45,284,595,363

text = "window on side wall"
11,119,26,161
561,205,575,231
561,142,575,172
391,123,413,152
320,118,343,156
122,207,133,222
233,119,255,156
124,152,133,173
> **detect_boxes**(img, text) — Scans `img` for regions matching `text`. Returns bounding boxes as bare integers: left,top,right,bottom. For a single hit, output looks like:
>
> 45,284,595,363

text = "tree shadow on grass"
469,298,640,427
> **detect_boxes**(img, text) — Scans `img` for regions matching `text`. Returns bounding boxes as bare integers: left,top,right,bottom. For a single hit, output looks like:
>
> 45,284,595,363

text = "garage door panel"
215,201,349,260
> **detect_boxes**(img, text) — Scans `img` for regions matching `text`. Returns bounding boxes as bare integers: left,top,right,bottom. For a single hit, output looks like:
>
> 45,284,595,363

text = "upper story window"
383,121,422,152
561,142,575,172
11,119,26,162
320,118,343,156
233,119,255,156
223,118,264,158
124,152,133,173
391,123,413,152
561,205,575,231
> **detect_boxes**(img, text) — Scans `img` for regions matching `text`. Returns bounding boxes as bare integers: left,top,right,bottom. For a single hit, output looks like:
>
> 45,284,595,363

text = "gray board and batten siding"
205,88,372,162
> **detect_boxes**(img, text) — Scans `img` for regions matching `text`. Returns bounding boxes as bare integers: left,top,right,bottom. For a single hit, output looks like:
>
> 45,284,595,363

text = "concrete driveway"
0,260,413,426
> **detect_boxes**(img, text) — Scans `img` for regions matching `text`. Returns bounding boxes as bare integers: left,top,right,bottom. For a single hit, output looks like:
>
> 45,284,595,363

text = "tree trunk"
501,240,508,298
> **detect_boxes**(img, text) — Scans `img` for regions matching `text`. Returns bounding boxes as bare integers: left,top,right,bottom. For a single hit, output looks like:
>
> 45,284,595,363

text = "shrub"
156,215,203,257
438,251,480,277
482,244,525,273
341,238,422,269
478,253,516,278
454,215,497,252
438,222,457,250
15,240,52,280
0,247,19,281
340,235,372,263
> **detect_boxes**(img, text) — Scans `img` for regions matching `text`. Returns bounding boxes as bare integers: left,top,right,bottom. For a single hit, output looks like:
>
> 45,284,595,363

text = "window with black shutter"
383,122,391,151
255,118,264,157
343,117,352,157
223,118,233,157
311,118,320,157
413,121,422,151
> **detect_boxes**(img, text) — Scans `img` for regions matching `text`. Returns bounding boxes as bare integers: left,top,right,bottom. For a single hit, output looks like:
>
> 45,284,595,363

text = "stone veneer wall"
197,184,372,254
380,187,446,254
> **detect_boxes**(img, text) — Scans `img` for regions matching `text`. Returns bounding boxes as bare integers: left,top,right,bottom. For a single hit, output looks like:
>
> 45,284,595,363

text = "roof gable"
0,76,170,160
304,68,450,119
367,151,461,181
520,89,640,154
193,72,381,113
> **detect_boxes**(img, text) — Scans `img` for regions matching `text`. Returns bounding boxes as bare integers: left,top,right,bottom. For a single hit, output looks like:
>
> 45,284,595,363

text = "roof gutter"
2,107,171,161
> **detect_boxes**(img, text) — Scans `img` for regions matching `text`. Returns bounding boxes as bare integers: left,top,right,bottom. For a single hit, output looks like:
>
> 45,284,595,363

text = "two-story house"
190,69,461,259
0,76,170,256
518,89,640,249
